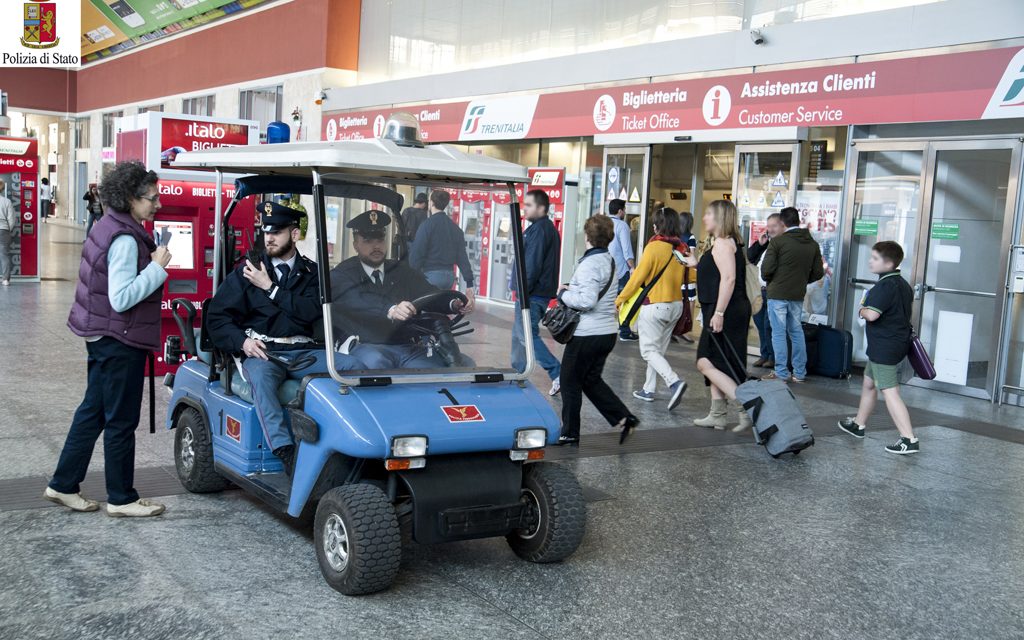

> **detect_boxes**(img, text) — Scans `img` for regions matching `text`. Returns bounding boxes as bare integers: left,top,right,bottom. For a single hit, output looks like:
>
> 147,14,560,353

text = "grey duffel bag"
710,332,814,458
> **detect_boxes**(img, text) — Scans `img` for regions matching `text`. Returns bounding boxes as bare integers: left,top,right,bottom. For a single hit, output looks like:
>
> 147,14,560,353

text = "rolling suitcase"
805,324,853,379
711,333,814,458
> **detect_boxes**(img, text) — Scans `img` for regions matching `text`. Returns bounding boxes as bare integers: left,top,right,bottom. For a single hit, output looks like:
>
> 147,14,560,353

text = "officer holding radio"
206,201,365,475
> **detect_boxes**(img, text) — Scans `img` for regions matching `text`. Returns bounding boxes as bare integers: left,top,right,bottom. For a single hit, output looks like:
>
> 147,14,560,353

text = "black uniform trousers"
559,333,633,439
49,336,148,505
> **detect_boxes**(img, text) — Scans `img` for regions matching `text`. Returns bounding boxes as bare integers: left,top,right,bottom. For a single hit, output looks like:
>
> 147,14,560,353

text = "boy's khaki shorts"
865,361,900,390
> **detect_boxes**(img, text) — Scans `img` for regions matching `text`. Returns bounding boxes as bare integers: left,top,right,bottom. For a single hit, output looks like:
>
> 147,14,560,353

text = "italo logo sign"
458,96,539,142
983,48,1024,119
2,0,81,67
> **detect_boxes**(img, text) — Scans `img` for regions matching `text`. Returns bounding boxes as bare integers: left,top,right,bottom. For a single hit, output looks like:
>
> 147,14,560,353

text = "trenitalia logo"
463,106,486,134
458,96,539,142
982,48,1024,119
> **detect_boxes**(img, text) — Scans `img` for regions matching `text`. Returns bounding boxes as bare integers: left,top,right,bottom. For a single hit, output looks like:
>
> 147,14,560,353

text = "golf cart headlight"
391,436,428,458
515,428,547,450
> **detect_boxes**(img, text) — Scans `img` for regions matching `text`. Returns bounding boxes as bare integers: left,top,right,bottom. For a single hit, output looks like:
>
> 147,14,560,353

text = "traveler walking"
606,198,638,341
0,182,14,285
676,210,699,344
84,184,104,236
616,207,687,411
682,200,753,432
747,213,782,367
510,189,562,394
409,190,477,309
556,215,639,445
838,241,920,454
395,192,428,257
45,161,171,517
760,206,824,382
39,177,51,222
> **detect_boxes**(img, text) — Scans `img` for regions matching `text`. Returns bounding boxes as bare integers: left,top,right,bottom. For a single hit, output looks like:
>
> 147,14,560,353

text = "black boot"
272,445,296,477
618,416,640,445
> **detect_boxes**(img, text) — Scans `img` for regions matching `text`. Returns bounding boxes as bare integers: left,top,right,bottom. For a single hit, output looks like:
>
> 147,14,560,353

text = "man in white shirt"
0,182,14,285
606,199,637,341
39,177,51,222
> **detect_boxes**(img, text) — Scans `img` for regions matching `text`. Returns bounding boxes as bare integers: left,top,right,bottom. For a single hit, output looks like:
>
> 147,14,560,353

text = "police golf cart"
163,115,585,595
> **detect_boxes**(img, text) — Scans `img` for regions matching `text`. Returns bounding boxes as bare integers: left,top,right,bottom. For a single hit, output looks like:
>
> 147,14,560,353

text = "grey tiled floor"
1,224,1023,640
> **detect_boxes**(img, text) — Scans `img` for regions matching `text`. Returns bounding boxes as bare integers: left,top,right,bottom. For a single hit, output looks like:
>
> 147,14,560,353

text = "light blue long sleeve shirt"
107,235,167,313
608,215,634,279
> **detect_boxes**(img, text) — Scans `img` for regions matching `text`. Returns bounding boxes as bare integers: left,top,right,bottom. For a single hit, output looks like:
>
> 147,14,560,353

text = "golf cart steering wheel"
405,290,473,367
264,350,318,372
409,290,468,316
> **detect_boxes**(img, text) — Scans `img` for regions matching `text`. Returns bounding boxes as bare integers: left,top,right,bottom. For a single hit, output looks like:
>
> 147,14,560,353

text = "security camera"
313,90,328,105
750,29,765,45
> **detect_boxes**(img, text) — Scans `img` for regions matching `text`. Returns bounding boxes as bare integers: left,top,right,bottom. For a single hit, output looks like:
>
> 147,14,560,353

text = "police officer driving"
330,209,472,369
206,201,365,475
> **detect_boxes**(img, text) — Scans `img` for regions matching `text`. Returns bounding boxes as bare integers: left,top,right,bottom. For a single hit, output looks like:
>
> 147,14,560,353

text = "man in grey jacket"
554,215,639,446
0,182,15,285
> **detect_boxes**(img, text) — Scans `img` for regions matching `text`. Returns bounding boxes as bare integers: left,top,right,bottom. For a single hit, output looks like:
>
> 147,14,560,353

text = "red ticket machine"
116,113,260,374
0,137,40,281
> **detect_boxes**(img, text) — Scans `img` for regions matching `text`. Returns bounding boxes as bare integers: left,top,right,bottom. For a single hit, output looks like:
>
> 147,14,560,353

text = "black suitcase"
805,324,853,379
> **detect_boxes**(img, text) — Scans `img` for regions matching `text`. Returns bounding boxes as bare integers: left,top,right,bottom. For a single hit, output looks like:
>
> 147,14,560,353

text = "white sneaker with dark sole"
549,378,561,396
42,487,100,512
107,498,166,517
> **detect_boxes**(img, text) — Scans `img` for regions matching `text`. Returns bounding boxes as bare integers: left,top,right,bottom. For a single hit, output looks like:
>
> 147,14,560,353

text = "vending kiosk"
115,113,260,374
0,136,40,282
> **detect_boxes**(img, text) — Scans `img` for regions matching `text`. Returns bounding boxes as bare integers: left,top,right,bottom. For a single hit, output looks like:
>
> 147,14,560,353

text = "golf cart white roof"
171,138,529,184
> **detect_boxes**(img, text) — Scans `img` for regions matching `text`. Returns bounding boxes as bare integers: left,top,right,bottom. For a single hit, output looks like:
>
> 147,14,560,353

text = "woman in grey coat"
556,216,640,445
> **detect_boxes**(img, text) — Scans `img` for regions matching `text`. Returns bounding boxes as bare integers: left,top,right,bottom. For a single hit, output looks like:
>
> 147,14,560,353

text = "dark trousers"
560,333,633,439
49,337,148,505
752,287,774,360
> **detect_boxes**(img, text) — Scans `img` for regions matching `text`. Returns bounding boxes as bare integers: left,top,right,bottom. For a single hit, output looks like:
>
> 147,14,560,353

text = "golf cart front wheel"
507,462,586,563
314,484,402,596
173,407,229,493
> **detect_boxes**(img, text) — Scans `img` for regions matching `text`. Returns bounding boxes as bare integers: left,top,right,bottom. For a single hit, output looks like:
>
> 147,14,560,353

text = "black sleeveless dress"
696,240,752,384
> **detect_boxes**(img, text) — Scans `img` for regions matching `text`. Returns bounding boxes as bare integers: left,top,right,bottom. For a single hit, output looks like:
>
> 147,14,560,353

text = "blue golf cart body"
163,117,586,595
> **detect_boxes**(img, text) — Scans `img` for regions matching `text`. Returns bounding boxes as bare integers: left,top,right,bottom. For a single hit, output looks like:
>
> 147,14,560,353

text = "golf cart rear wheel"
173,407,229,493
314,484,402,596
507,462,586,563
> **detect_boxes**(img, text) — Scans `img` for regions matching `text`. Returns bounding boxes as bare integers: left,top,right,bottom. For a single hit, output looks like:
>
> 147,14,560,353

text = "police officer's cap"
259,201,306,233
347,209,391,239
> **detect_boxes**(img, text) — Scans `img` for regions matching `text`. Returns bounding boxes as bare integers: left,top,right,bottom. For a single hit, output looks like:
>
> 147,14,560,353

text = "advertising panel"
0,137,40,279
323,46,1024,143
159,116,251,169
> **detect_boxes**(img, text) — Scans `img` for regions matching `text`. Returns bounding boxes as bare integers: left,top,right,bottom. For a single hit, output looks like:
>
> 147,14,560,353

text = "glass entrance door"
915,142,1020,397
602,147,650,258
841,139,1022,400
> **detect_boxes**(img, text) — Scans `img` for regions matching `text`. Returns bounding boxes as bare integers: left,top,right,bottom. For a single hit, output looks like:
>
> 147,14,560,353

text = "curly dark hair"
99,161,159,213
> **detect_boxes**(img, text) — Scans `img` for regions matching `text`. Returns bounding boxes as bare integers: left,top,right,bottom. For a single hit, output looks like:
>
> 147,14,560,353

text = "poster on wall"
158,116,254,170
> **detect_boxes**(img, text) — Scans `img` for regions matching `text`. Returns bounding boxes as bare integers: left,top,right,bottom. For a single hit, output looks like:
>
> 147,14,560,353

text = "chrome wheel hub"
180,426,195,475
323,513,350,572
518,488,542,540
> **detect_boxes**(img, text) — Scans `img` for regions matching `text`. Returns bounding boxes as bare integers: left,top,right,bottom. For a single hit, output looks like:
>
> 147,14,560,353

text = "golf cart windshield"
224,171,536,387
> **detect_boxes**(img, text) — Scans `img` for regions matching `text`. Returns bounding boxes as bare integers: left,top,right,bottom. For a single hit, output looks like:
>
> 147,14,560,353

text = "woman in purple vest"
44,161,171,517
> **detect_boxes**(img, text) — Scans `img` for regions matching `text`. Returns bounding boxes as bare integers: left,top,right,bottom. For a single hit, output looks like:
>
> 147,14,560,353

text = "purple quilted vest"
67,208,163,351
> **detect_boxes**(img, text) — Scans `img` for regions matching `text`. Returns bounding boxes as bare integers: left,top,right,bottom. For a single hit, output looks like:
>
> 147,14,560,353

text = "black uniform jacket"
329,257,438,345
206,251,321,353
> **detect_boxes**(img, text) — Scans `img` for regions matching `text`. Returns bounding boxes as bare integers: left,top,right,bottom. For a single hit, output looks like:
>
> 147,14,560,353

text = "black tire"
174,407,230,493
507,462,586,563
314,484,402,596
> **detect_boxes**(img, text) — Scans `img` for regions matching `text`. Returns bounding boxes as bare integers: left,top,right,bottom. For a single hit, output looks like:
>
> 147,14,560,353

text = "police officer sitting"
206,201,365,475
330,209,473,369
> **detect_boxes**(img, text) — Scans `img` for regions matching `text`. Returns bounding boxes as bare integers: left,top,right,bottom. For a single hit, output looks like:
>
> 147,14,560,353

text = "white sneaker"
106,498,166,518
1,280,9,286
549,378,561,396
43,486,100,512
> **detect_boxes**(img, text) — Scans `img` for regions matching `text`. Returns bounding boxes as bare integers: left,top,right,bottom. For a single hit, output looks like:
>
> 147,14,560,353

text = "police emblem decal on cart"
441,405,485,422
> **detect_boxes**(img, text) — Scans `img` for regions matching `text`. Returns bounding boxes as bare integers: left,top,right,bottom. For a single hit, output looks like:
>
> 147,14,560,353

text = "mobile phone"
105,0,145,28
156,227,172,247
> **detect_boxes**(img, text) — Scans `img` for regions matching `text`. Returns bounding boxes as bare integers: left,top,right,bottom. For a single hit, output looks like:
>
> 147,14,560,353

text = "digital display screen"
154,220,195,270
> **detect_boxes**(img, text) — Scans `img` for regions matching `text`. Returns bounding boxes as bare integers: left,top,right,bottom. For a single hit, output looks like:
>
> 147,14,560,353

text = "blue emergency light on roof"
380,112,424,148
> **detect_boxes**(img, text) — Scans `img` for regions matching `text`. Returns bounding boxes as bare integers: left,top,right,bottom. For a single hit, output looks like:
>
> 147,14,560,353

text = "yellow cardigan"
615,240,684,307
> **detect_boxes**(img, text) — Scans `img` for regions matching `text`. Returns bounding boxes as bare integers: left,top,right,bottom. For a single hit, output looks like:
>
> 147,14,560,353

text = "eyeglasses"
138,193,160,203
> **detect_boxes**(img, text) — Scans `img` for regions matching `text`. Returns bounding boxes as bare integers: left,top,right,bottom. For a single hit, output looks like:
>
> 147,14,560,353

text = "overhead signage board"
323,46,1024,143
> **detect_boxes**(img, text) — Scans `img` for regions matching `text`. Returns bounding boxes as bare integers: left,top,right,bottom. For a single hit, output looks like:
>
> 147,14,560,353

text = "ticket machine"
115,112,260,375
0,136,40,281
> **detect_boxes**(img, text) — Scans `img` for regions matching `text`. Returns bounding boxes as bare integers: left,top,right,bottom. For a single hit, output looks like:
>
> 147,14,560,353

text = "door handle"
913,283,935,299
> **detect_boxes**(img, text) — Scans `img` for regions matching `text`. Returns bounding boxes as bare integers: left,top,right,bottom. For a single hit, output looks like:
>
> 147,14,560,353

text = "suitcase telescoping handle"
708,331,773,443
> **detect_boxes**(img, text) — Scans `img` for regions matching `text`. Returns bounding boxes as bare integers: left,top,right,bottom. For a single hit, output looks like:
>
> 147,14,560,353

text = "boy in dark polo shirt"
838,241,919,454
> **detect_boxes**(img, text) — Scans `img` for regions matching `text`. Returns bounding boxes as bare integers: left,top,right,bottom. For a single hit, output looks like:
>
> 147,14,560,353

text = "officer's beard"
266,235,295,259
